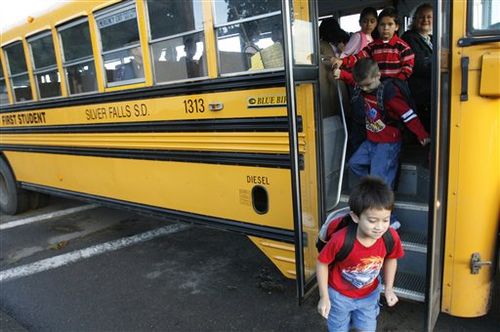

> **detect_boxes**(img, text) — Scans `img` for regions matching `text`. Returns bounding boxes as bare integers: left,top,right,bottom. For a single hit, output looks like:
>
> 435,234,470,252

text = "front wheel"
0,157,30,215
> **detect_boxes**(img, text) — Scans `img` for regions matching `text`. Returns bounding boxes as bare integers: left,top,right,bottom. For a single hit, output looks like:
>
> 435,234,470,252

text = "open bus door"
425,1,451,330
281,0,321,302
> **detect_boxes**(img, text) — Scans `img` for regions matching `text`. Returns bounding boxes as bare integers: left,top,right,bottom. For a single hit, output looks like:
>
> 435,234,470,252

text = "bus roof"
1,0,114,46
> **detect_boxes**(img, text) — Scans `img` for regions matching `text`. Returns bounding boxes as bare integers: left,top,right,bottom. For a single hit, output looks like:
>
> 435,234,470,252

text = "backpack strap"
330,218,357,268
382,229,395,255
376,80,386,112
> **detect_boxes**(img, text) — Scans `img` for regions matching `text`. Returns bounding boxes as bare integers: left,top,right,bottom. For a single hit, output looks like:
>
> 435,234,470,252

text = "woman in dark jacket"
402,3,433,132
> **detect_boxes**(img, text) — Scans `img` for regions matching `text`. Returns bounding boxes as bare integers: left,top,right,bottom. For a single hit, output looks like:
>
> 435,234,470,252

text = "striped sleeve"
398,41,415,80
387,90,429,141
342,44,370,68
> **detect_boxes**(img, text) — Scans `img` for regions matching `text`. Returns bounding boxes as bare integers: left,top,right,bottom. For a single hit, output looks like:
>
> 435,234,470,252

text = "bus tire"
29,191,50,209
0,158,30,215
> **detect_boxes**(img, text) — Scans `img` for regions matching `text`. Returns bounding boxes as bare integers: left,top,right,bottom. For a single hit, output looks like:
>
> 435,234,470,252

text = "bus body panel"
443,1,500,317
4,150,294,230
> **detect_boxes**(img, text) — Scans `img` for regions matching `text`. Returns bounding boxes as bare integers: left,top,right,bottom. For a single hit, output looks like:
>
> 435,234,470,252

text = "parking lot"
1,197,498,331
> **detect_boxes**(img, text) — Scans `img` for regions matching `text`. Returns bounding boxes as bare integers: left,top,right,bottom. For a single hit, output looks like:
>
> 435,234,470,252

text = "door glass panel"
292,0,314,65
471,0,500,31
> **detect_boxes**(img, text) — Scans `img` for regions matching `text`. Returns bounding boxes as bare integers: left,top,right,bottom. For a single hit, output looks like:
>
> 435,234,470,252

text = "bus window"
95,2,144,87
58,18,98,95
213,0,284,74
3,41,33,102
470,0,500,31
28,31,62,99
0,60,8,105
146,0,207,83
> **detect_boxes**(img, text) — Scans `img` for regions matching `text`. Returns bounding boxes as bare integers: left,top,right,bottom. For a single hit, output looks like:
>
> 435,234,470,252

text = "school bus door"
282,0,324,302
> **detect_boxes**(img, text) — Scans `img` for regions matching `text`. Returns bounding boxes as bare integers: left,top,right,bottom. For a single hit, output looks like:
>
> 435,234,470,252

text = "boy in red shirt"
340,58,430,188
317,176,404,331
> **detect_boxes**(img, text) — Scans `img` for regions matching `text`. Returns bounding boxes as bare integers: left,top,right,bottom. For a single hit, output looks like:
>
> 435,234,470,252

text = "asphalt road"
0,197,499,331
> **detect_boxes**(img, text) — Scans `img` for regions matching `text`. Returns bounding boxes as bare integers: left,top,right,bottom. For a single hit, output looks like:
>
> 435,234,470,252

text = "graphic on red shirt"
318,227,404,298
341,256,383,289
365,103,386,133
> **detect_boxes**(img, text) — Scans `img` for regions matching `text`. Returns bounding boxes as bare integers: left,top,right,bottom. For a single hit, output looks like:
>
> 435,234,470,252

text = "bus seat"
219,51,248,73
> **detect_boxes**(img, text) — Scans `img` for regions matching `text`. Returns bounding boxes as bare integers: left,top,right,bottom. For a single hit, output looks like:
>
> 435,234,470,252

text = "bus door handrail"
334,82,349,208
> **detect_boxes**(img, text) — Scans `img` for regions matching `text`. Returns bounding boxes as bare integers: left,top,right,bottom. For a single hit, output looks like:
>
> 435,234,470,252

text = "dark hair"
319,17,350,44
360,7,378,23
378,6,401,26
411,3,433,31
349,176,395,216
352,58,379,82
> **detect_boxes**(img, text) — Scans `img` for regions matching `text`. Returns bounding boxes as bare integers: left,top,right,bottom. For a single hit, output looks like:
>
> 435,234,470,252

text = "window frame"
212,8,283,77
144,0,209,85
57,17,98,96
3,41,33,104
27,30,62,100
467,0,500,36
94,1,144,88
0,59,8,105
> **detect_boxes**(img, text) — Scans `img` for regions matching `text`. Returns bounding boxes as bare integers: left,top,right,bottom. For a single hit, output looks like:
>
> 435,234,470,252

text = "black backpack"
316,208,395,266
351,77,416,129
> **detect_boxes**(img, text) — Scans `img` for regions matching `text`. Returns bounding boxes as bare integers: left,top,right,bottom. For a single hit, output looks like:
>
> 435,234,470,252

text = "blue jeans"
348,140,402,189
327,285,381,332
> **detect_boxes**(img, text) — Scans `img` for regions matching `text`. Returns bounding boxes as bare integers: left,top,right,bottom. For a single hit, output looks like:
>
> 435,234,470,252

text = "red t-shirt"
318,227,404,298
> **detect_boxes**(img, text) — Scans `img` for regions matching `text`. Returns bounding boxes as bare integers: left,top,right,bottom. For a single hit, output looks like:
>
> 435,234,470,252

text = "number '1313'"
183,98,205,113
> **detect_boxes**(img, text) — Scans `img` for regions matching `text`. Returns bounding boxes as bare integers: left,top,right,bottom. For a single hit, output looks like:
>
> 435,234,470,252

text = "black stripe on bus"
21,182,296,244
0,145,305,169
0,116,302,134
1,72,286,113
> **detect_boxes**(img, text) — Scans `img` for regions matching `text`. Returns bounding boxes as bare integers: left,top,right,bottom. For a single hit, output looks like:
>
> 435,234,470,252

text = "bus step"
400,230,427,253
384,271,425,302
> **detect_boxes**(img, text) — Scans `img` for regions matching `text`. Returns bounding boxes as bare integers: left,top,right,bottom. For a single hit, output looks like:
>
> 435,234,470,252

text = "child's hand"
330,57,343,69
332,68,341,80
317,297,331,319
420,137,431,146
384,288,399,307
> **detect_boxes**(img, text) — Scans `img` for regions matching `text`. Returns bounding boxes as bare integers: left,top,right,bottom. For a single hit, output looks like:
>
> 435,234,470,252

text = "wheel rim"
0,173,8,206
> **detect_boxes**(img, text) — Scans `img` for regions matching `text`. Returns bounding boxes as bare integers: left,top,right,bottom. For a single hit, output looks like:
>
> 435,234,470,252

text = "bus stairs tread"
399,230,427,253
382,271,426,302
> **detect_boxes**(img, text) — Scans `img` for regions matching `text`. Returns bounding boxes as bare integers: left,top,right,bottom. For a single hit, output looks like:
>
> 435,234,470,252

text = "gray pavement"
0,310,28,332
0,200,499,331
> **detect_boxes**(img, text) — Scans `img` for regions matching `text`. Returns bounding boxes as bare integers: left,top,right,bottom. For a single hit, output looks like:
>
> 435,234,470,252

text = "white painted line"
0,223,189,283
0,204,99,231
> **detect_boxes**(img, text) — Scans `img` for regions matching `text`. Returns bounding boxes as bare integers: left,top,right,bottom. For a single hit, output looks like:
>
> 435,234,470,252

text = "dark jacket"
401,30,432,104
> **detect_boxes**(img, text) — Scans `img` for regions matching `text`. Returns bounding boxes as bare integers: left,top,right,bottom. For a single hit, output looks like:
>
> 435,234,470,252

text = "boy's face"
357,71,381,93
351,208,391,241
378,16,399,41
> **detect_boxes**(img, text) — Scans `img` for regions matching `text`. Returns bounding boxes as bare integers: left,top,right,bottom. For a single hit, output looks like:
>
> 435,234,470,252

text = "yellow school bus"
0,1,498,330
